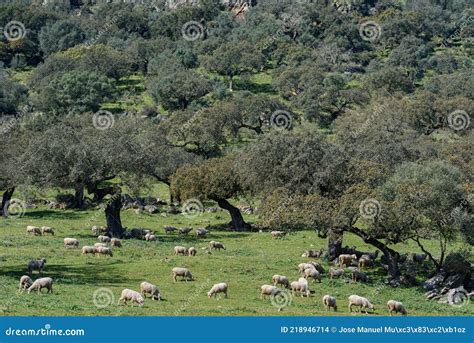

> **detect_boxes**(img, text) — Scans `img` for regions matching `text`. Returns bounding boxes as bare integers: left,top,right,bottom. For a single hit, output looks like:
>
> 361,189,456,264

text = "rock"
438,286,470,306
422,273,445,291
444,252,470,275
443,273,466,289
167,206,179,214
144,205,158,214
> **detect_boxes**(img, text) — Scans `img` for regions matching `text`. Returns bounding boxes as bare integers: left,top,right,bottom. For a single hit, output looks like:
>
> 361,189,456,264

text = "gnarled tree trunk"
74,183,84,208
105,190,124,238
216,198,250,231
1,187,15,217
327,227,343,261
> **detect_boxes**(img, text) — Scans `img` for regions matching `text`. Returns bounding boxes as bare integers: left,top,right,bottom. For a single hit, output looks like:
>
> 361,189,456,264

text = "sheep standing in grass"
358,257,374,269
329,267,344,279
97,235,111,243
304,268,321,283
94,242,107,247
271,231,285,239
118,289,144,306
179,227,192,235
172,267,193,282
290,278,310,297
145,233,157,241
348,295,374,314
82,246,98,255
322,295,337,312
28,258,46,274
91,226,107,236
387,300,407,316
174,246,188,256
26,226,41,236
195,228,209,238
207,282,228,298
140,281,161,300
111,238,122,247
188,247,197,256
351,270,368,282
63,238,79,248
27,277,53,294
19,275,33,291
96,246,113,257
164,226,177,234
41,226,54,235
260,285,282,299
209,241,226,251
338,254,357,267
302,249,324,258
272,275,290,288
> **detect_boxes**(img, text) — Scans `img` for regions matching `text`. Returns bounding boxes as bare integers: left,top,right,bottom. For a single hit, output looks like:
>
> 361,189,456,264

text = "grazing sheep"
351,270,368,282
97,235,111,243
272,275,290,288
140,281,161,300
260,285,282,299
302,249,324,258
172,267,193,282
164,226,177,234
179,227,192,235
19,275,33,291
63,238,79,248
271,231,285,239
27,277,53,294
298,263,315,273
329,267,344,279
348,295,374,314
290,278,310,297
358,257,374,269
145,233,157,241
118,289,144,306
40,226,54,235
91,226,107,236
195,228,209,237
322,295,337,312
82,245,98,255
111,238,122,247
338,254,357,267
26,226,42,236
188,247,197,256
96,246,113,257
209,241,226,251
174,246,188,256
387,300,407,316
304,268,321,283
94,242,107,247
27,258,46,274
207,282,228,298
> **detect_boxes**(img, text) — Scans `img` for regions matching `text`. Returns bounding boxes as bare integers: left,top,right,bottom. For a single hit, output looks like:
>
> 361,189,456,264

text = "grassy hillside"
0,205,471,316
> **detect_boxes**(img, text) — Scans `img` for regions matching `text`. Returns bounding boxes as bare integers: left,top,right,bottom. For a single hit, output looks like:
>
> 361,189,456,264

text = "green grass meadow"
0,203,472,317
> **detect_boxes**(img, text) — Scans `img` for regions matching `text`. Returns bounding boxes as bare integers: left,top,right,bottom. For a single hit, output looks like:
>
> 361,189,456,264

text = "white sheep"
19,275,33,291
348,295,375,314
174,246,188,255
290,277,310,297
97,235,111,243
272,275,290,288
329,267,344,279
96,246,113,257
82,245,98,255
387,300,407,316
271,230,285,239
145,234,157,241
27,258,46,274
91,226,107,236
26,226,41,236
111,238,122,247
94,242,108,247
41,226,54,235
304,268,321,283
140,281,161,300
27,277,53,294
63,238,79,248
172,267,193,282
209,241,226,251
207,282,228,298
339,254,358,267
322,294,337,311
118,289,144,306
351,269,368,282
188,247,197,256
260,285,282,299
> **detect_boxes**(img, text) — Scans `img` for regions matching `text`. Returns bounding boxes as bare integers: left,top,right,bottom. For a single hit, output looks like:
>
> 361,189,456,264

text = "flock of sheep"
21,225,408,315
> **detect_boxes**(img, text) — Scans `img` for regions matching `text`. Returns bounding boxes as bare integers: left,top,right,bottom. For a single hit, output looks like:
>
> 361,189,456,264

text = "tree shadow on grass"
23,210,86,220
0,262,130,286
